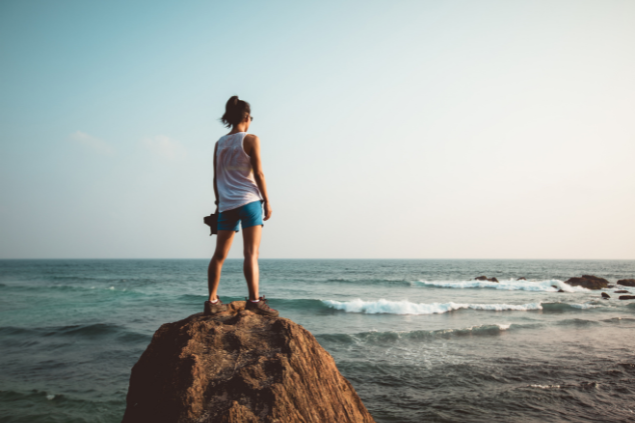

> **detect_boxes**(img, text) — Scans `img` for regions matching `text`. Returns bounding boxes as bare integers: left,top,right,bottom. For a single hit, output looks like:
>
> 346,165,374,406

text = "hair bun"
220,96,251,128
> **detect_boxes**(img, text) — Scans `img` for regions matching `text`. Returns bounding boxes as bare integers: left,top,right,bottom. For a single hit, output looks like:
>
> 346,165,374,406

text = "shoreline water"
1,259,634,422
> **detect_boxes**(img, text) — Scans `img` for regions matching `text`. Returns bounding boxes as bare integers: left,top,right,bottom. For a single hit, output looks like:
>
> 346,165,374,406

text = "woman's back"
215,132,262,212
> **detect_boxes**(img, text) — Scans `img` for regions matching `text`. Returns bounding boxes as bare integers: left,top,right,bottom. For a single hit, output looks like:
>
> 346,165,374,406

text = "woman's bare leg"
207,230,235,302
242,225,262,301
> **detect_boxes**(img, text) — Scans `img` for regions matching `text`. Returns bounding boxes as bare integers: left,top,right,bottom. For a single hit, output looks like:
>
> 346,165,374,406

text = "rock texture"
564,275,609,290
475,276,499,282
615,290,629,294
601,292,610,299
619,295,635,300
517,277,527,281
121,301,375,423
617,279,635,287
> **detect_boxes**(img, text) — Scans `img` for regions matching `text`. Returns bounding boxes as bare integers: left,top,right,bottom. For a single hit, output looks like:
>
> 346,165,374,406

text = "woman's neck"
228,122,249,135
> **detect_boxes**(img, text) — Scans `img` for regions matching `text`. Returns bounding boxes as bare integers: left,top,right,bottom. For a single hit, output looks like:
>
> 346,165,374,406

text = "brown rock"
122,301,375,423
615,290,629,294
564,275,609,290
619,295,635,300
475,276,499,282
617,279,635,287
601,292,610,299
517,277,527,281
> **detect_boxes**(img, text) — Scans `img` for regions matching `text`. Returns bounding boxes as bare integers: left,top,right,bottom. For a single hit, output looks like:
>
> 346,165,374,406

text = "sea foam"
416,279,588,292
321,299,542,315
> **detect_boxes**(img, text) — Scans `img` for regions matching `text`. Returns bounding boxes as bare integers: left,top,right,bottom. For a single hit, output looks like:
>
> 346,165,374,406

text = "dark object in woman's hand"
203,213,218,236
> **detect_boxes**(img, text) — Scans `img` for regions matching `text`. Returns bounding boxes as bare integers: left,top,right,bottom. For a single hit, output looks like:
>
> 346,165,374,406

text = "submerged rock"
564,275,609,290
601,292,610,299
517,277,527,281
617,279,635,287
121,301,375,423
475,276,499,282
619,295,635,300
615,290,629,294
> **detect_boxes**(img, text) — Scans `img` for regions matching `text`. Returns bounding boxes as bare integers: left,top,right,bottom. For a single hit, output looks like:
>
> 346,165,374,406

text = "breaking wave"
416,279,589,292
321,299,543,315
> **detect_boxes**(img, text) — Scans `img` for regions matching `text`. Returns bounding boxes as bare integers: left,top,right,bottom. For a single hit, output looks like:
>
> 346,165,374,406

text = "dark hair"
220,96,251,128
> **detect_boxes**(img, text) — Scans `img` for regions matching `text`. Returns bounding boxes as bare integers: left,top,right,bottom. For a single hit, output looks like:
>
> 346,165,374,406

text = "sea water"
1,259,634,422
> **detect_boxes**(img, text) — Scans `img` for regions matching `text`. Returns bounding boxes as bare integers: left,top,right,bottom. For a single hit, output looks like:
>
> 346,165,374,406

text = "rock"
558,289,566,293
564,275,609,290
122,301,375,423
608,285,615,288
517,277,526,281
617,279,635,287
615,290,629,294
475,276,498,282
619,295,635,300
601,292,610,299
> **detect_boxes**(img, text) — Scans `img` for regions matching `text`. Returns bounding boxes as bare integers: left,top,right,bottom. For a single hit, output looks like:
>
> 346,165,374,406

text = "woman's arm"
244,134,272,221
213,143,219,212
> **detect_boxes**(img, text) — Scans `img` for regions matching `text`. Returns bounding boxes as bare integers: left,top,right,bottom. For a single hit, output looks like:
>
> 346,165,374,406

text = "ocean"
1,259,634,422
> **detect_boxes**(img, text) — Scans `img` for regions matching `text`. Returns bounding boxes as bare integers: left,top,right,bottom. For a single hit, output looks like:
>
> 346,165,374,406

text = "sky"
1,0,634,259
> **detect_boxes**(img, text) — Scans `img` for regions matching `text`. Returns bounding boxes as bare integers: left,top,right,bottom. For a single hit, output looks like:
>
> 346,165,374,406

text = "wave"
0,323,151,343
324,278,414,287
0,283,143,296
177,296,605,315
416,279,589,292
322,299,543,315
316,324,522,346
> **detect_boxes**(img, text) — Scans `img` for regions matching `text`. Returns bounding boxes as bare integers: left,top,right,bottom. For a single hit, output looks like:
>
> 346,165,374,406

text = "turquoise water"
1,259,635,422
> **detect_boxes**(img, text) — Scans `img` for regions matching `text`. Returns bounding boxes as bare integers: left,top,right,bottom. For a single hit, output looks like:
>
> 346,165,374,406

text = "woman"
205,96,278,317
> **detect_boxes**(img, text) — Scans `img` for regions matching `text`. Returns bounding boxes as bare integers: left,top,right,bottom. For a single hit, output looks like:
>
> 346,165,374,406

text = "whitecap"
568,303,600,309
530,384,560,389
321,299,542,315
416,279,589,293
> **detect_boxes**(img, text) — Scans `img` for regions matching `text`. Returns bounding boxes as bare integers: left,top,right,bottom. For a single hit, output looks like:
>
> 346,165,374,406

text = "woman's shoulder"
243,134,260,155
243,133,260,146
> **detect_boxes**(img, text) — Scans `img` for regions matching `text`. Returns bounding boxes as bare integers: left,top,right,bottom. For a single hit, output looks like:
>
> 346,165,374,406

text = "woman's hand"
264,201,272,221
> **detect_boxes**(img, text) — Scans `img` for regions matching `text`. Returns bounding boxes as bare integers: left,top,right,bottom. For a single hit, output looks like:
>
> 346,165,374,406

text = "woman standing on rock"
205,96,278,317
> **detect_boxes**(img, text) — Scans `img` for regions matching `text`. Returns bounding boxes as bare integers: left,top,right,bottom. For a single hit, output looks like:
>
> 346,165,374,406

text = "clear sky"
1,0,634,259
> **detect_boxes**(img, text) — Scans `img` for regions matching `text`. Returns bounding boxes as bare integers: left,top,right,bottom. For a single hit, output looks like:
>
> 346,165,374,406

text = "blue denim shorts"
217,200,263,232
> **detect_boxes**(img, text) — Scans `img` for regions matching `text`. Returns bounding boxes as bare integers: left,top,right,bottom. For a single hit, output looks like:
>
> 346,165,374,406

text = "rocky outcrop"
475,276,499,282
617,279,635,287
564,275,609,290
619,295,635,300
615,290,629,294
601,292,610,299
122,301,375,423
517,277,526,281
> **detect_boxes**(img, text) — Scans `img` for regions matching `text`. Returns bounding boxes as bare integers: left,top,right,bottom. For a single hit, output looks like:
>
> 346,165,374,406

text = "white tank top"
215,132,263,212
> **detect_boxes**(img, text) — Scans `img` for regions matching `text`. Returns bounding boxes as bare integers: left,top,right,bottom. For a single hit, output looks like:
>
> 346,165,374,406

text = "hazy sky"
1,0,634,259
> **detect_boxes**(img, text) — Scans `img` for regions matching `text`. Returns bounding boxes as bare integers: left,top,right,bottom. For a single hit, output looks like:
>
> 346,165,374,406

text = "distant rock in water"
615,290,629,294
619,295,635,300
617,279,635,287
517,277,526,281
564,275,609,290
601,292,610,299
475,276,499,282
121,301,375,423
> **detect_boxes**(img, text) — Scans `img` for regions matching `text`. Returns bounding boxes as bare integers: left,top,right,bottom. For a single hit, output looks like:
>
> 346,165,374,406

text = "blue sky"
1,0,634,259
